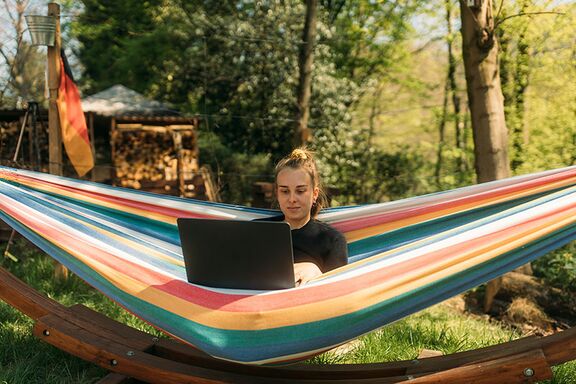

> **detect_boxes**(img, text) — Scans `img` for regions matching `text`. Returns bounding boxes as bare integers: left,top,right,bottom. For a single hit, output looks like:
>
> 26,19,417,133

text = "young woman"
266,148,348,286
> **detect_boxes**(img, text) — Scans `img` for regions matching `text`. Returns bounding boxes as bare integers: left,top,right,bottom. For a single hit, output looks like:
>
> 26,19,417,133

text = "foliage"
73,0,426,204
198,132,273,205
315,130,428,205
76,0,300,155
533,243,576,293
495,2,575,288
320,0,424,90
497,1,576,174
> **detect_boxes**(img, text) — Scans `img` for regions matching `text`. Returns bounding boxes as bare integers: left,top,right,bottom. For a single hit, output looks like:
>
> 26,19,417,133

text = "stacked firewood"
112,128,198,192
0,119,49,167
0,121,20,160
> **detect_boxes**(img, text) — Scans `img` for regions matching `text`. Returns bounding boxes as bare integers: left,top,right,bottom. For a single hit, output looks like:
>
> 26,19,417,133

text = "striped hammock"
0,166,575,365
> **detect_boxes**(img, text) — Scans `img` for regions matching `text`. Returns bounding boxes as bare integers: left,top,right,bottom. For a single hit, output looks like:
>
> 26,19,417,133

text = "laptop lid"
177,218,295,290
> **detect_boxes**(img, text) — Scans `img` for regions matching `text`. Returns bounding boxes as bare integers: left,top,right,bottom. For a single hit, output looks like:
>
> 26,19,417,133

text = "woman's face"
276,167,319,229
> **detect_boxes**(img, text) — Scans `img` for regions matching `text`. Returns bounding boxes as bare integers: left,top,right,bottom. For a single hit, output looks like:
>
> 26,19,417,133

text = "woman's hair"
274,147,327,217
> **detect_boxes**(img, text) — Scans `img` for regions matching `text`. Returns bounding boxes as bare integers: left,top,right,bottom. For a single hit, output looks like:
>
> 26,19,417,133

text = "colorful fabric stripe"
0,165,575,364
57,50,94,177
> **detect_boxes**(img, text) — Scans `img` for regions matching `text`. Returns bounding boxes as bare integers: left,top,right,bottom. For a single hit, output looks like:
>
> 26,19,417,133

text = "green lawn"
1,240,575,383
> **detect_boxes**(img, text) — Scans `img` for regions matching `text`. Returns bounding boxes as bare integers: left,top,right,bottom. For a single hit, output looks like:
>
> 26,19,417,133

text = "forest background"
1,0,575,290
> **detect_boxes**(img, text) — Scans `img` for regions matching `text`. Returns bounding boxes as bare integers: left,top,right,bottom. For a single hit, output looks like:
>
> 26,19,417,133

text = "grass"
1,239,575,383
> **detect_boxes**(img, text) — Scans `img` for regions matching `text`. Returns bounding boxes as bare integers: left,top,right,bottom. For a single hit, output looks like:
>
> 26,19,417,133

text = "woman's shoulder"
310,219,345,240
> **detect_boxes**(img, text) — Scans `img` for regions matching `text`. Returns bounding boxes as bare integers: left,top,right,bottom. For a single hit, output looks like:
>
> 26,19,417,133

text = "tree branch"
495,0,505,22
495,11,565,29
0,46,11,66
2,0,17,25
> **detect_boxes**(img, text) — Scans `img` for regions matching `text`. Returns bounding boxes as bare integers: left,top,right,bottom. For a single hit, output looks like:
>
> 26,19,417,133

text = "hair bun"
291,148,308,160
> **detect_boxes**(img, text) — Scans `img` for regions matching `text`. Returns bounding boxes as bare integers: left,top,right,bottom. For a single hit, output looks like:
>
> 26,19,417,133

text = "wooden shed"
82,85,217,200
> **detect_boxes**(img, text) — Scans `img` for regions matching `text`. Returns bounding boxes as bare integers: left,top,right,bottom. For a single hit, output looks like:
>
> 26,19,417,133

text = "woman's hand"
294,262,322,287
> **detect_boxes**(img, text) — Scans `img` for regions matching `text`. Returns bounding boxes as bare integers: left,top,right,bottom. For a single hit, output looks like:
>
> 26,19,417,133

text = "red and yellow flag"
57,50,94,176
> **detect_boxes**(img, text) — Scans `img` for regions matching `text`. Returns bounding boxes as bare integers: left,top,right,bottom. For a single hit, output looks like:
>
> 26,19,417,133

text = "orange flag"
57,50,94,176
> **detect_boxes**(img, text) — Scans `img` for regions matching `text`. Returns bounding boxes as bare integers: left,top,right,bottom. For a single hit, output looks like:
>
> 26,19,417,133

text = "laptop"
177,218,295,290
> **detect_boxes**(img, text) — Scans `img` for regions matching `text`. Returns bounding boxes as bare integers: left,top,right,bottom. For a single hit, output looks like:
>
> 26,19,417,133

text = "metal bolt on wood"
110,359,118,366
523,368,535,377
126,351,135,357
43,329,50,336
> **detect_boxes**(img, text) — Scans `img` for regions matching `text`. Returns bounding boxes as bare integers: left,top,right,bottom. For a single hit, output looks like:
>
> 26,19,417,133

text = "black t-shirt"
257,215,348,273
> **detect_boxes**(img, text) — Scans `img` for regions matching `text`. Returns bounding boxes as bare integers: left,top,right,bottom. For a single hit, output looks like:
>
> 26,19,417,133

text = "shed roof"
81,85,179,117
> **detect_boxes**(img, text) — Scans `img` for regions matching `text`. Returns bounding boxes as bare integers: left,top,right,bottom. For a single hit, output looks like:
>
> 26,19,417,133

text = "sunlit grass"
0,240,161,383
308,300,521,365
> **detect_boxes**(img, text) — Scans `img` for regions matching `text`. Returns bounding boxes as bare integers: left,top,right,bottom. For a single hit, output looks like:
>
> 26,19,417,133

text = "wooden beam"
88,112,96,182
46,2,68,280
407,349,552,383
95,373,135,384
47,2,62,176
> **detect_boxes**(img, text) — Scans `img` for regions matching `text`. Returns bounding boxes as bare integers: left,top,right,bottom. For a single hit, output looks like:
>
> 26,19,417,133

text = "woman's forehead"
277,167,312,185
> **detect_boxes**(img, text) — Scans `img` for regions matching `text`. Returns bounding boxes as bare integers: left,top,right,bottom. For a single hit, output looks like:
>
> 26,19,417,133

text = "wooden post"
171,130,186,197
47,3,62,176
110,117,117,186
47,2,68,279
88,112,96,181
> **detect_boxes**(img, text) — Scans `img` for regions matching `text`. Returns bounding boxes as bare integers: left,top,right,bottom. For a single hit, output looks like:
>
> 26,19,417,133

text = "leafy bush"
198,132,273,206
533,243,576,293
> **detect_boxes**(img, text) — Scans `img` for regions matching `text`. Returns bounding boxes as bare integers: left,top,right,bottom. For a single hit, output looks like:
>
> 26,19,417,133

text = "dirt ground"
452,272,576,336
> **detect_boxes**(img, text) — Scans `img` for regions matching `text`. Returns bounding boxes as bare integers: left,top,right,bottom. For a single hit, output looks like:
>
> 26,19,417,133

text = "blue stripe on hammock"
20,186,183,254
347,186,575,266
1,166,277,215
0,182,186,277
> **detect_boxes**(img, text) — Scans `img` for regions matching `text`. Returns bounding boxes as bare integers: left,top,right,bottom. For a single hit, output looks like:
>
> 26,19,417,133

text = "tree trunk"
459,0,510,183
460,0,510,312
436,0,462,187
294,0,318,147
435,76,449,188
446,0,464,179
510,29,530,171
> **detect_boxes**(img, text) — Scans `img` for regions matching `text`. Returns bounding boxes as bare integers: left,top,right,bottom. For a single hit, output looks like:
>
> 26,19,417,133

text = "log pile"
0,117,49,168
111,125,214,199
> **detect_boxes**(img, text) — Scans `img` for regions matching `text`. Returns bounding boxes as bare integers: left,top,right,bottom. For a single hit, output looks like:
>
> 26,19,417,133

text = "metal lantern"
24,15,57,46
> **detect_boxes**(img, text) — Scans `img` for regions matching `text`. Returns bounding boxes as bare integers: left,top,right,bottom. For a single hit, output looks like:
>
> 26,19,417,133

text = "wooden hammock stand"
1,265,575,384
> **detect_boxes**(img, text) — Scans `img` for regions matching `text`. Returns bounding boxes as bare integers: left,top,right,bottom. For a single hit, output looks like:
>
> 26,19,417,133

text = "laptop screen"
177,218,295,290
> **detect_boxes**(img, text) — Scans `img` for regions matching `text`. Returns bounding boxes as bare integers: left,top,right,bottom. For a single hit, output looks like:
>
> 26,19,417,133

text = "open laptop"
177,218,295,290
